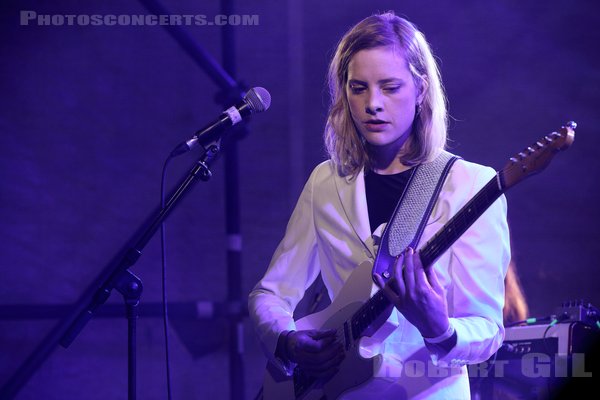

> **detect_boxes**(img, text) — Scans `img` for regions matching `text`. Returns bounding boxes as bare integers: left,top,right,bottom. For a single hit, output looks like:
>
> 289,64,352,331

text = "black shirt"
365,168,414,233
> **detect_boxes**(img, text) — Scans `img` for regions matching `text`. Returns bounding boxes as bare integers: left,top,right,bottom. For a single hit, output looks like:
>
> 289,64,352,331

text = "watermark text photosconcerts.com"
20,10,259,27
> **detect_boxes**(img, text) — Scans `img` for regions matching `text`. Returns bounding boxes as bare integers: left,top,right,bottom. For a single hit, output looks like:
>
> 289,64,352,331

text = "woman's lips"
363,120,389,131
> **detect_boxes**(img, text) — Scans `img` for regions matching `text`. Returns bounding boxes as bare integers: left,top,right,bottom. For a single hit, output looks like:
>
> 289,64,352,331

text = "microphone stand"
0,143,221,400
2,0,250,398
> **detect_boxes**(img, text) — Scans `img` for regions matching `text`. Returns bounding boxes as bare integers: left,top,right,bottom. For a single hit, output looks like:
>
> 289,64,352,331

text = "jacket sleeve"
430,163,511,367
248,163,324,366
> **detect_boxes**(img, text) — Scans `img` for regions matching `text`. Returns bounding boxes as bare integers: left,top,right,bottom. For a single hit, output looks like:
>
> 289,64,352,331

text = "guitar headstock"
500,121,576,190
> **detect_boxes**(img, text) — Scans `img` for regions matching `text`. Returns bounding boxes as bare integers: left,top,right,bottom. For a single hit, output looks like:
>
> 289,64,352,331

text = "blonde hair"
324,12,448,177
503,260,529,325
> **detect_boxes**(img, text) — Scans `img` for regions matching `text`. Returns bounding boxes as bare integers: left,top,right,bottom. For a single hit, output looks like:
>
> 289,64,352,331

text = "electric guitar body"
263,260,384,400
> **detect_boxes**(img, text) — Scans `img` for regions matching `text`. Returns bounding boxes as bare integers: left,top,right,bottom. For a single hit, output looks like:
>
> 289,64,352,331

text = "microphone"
171,87,271,157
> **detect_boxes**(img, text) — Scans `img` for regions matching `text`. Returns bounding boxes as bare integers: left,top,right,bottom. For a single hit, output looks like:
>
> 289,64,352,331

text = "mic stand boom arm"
0,142,221,400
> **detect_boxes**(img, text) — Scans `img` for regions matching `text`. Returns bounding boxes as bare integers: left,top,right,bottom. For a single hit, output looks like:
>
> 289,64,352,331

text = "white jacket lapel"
332,169,374,257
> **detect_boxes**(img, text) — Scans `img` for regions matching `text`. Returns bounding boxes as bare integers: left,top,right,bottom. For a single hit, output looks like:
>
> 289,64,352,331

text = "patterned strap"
372,151,460,281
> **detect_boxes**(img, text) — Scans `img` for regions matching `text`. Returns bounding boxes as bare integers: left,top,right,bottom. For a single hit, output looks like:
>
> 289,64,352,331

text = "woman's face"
346,46,422,151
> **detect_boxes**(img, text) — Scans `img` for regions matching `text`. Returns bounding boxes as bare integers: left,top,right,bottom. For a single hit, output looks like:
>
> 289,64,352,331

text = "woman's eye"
350,86,366,94
383,86,400,93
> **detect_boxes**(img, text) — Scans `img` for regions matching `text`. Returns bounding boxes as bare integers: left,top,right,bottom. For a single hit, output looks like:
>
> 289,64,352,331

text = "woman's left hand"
374,247,450,339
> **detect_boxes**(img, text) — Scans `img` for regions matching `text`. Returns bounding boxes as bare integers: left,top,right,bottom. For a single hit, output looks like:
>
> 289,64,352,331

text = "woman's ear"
417,75,429,105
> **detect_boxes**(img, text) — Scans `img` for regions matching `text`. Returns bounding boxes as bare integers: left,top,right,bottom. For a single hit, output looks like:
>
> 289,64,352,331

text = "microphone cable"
157,87,270,399
160,154,174,400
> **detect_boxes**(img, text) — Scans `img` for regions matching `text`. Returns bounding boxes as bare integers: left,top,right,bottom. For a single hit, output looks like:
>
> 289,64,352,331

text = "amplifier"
469,322,599,400
498,322,596,359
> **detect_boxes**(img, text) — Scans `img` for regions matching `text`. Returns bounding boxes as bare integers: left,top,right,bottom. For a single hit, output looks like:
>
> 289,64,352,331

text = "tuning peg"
549,132,561,139
565,121,577,130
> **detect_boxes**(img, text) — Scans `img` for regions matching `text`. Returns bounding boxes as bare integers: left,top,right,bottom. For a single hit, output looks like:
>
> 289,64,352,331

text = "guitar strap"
372,150,460,281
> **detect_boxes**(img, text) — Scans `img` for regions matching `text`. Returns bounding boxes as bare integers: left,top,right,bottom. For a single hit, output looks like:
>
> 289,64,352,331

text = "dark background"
1,0,598,399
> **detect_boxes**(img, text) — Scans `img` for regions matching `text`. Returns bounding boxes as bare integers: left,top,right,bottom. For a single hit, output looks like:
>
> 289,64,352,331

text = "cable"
506,315,556,328
161,155,174,400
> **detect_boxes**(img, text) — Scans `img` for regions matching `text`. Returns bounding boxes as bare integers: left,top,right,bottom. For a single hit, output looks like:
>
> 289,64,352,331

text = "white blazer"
249,158,510,399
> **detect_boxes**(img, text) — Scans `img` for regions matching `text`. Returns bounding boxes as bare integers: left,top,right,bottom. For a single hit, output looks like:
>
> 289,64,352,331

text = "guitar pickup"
343,321,351,351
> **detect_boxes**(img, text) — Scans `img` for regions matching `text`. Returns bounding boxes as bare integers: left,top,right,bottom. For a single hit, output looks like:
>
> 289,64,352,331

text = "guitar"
262,122,577,400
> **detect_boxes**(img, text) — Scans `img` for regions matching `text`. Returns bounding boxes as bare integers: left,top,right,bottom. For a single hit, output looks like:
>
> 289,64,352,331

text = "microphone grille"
245,87,271,113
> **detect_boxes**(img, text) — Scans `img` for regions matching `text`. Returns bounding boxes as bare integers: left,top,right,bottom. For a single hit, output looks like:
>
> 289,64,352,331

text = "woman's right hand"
280,329,345,378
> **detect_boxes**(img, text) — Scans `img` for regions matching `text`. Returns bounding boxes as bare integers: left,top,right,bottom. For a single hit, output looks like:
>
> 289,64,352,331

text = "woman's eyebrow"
348,78,404,85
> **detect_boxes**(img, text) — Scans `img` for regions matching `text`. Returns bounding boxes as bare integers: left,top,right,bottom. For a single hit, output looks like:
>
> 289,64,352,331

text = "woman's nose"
365,91,383,115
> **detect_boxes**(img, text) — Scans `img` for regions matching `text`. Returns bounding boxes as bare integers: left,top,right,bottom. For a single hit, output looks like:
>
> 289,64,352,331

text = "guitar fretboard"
350,290,391,339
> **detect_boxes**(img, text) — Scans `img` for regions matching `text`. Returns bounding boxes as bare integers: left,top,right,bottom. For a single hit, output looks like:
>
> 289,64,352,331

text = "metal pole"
221,1,245,399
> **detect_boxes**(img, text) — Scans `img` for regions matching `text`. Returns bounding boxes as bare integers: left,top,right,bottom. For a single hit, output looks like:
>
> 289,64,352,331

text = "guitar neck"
419,174,504,267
